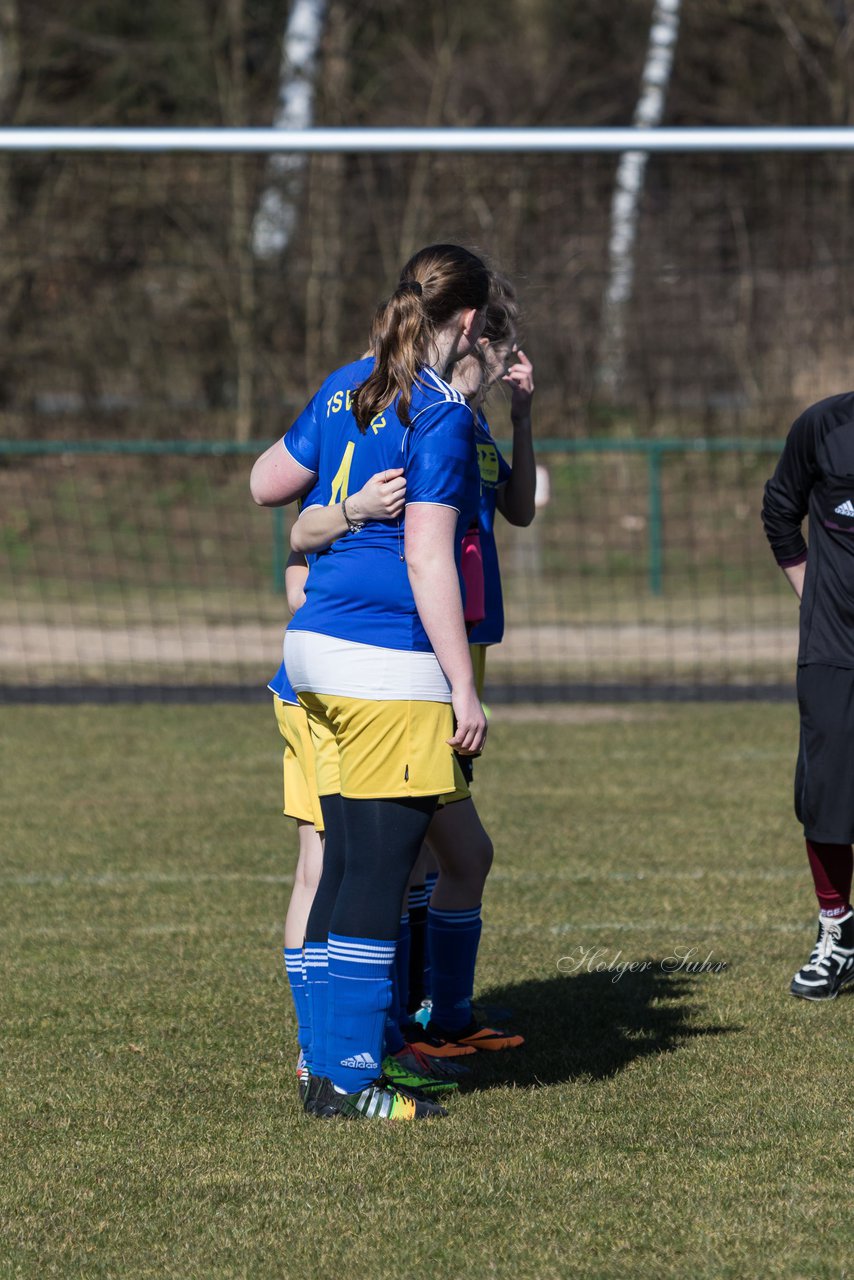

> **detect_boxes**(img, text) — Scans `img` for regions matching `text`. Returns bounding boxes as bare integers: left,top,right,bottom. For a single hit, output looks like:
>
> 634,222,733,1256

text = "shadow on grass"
463,967,739,1090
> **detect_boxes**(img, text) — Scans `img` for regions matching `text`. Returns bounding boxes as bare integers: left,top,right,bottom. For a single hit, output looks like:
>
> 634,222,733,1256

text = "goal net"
2,138,849,700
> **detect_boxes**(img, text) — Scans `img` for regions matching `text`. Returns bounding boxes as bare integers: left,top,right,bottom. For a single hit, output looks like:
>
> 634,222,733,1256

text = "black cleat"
304,1075,447,1120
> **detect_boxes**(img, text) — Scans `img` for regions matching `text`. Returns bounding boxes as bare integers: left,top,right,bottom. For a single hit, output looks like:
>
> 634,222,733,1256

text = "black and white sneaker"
304,1074,447,1120
790,909,854,1001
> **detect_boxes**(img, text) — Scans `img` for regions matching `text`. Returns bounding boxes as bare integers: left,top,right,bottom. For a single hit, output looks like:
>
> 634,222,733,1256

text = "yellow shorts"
437,643,488,807
272,695,325,832
298,691,467,801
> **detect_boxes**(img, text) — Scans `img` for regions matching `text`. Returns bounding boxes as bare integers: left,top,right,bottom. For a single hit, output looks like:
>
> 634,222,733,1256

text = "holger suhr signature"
557,945,728,983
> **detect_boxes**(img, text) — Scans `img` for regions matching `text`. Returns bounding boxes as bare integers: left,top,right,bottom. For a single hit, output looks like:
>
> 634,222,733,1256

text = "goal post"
2,126,854,152
0,128,849,701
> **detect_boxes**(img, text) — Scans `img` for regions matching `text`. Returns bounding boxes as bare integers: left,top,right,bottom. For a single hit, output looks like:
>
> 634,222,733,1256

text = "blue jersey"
468,412,512,646
268,659,297,704
284,358,479,653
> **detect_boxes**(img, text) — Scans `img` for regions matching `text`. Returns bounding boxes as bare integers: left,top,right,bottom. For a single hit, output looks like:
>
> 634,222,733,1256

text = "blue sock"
423,871,439,999
327,933,396,1094
283,947,311,1058
384,914,410,1054
303,940,328,1078
428,904,483,1031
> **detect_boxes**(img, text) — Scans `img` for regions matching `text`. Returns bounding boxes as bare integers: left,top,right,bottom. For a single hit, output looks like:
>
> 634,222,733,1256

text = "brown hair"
352,244,490,431
482,272,519,347
464,273,521,396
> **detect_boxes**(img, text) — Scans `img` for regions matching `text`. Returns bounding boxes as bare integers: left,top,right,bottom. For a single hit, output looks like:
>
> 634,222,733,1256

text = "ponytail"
352,244,490,432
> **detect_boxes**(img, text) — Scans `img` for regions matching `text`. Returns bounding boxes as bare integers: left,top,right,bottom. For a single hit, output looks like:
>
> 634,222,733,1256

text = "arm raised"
496,349,536,528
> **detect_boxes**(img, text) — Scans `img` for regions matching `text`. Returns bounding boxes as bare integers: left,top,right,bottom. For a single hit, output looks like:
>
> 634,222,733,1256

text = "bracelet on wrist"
341,496,365,534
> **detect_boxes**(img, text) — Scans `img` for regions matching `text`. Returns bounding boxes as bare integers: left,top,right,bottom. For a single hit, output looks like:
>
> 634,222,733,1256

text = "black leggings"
305,793,437,943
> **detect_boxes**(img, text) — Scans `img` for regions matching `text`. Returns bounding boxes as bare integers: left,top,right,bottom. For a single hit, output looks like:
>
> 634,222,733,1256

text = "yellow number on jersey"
477,443,500,486
329,440,355,504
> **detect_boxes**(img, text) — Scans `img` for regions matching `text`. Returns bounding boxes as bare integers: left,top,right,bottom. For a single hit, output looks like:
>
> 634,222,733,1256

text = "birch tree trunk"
252,0,327,259
597,0,682,401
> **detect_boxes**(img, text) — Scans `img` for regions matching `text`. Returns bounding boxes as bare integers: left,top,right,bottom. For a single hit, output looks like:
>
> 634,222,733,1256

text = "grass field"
2,702,850,1279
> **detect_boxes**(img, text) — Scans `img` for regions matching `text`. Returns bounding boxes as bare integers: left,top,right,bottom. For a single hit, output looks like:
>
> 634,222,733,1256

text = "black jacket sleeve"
761,410,820,566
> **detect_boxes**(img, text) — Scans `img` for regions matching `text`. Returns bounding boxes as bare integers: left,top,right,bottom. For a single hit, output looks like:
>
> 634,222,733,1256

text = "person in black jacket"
762,393,854,1000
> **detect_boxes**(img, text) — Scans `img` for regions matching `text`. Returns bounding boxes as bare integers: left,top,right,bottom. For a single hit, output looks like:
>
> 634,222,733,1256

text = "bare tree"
0,0,20,403
0,0,17,112
767,0,828,89
826,0,849,29
252,0,327,260
303,0,349,384
598,0,682,402
396,14,462,265
214,0,256,442
0,0,18,244
825,0,854,121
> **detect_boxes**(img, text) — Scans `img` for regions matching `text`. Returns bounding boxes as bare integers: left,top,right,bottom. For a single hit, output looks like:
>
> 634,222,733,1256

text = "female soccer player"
251,243,491,1119
405,280,537,1050
290,281,535,1057
762,392,854,1000
271,469,409,1092
270,551,324,1089
288,478,480,1092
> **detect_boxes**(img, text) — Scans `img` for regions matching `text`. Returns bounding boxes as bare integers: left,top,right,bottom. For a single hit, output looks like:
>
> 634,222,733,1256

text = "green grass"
2,704,849,1279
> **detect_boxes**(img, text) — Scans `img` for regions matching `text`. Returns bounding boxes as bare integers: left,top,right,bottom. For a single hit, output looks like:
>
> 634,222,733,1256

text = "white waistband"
284,630,451,702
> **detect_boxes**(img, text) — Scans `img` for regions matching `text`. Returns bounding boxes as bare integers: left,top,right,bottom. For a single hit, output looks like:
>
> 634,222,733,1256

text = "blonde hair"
352,244,490,431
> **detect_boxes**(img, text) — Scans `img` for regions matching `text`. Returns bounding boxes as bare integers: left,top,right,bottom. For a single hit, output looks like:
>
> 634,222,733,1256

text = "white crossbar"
1,127,854,153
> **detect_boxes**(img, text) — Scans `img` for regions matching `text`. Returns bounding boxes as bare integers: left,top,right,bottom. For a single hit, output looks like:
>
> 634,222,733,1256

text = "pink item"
461,527,485,628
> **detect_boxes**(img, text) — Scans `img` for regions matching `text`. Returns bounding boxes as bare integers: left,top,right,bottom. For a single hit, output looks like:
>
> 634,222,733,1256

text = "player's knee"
472,831,494,881
439,829,493,887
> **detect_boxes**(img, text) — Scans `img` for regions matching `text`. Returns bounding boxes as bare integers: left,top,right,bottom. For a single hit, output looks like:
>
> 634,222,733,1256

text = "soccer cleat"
425,1018,525,1051
296,1050,310,1103
305,1074,447,1120
302,1073,324,1114
790,910,854,1001
382,1051,459,1095
402,1022,478,1060
389,1042,470,1080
